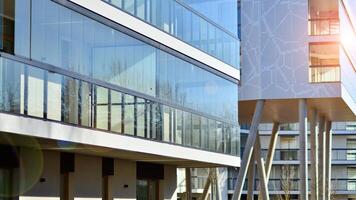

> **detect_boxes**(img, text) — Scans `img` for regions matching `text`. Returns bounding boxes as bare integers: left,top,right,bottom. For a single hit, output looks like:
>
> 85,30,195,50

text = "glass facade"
0,0,238,124
182,0,238,37
309,43,340,82
103,0,240,69
0,0,240,156
0,57,239,156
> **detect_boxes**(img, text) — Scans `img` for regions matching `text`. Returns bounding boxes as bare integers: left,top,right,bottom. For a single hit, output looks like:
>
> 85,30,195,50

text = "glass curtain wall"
26,0,237,123
0,0,240,156
0,57,240,156
103,0,240,68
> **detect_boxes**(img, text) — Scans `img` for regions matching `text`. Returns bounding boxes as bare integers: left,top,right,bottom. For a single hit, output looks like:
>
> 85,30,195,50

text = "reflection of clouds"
204,81,218,95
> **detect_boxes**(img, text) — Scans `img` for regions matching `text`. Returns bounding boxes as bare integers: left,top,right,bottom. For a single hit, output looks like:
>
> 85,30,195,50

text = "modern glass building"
0,0,240,199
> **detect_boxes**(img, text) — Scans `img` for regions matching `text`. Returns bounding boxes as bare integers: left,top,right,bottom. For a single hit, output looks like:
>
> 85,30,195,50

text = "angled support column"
247,152,256,200
257,122,279,200
325,121,332,200
215,168,222,200
199,169,212,200
318,116,326,200
310,109,318,200
254,135,270,200
185,168,192,200
299,99,308,200
232,100,265,200
265,122,280,180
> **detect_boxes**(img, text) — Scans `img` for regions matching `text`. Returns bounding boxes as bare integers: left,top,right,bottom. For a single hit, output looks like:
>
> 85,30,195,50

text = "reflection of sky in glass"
30,0,238,123
182,0,238,37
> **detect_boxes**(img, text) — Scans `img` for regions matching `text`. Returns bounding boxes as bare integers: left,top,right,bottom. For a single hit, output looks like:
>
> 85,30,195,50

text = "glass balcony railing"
309,18,340,35
258,148,356,161
102,0,240,69
0,55,240,156
228,178,356,192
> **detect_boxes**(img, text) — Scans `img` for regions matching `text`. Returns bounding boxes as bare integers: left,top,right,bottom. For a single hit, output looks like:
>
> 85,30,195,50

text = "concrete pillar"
232,100,264,200
185,168,192,200
318,116,325,200
299,99,308,200
325,121,332,200
254,135,270,200
60,172,74,200
310,109,318,200
247,154,255,200
102,176,113,200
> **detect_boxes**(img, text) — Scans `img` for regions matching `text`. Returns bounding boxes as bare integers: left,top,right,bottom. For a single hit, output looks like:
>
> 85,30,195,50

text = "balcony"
258,148,356,162
309,18,340,35
228,178,356,192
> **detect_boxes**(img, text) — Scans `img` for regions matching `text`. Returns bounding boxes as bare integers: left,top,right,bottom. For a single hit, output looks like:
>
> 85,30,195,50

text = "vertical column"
310,109,318,200
318,116,325,200
299,99,308,200
60,152,75,200
185,168,192,200
232,100,265,200
102,157,114,200
60,173,74,200
247,155,255,200
325,121,332,200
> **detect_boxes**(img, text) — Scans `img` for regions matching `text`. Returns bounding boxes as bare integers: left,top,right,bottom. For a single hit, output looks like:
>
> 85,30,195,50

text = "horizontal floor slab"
0,113,240,167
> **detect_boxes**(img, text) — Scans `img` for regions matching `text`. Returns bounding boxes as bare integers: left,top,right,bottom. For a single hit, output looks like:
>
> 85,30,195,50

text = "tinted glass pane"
162,106,171,142
0,58,24,114
14,0,30,57
217,122,224,153
111,90,123,133
0,0,14,54
200,117,209,150
175,109,183,145
209,120,216,151
62,77,79,124
183,111,192,147
80,81,92,127
192,114,200,148
27,66,44,118
95,86,109,130
137,98,145,137
47,72,62,121
124,94,135,135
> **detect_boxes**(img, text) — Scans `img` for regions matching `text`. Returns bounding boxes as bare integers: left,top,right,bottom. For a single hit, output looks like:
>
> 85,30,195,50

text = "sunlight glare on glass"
341,28,356,48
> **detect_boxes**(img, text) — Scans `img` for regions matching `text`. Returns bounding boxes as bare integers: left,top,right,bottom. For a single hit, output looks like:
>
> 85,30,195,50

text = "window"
347,139,356,160
308,0,339,35
309,43,340,82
